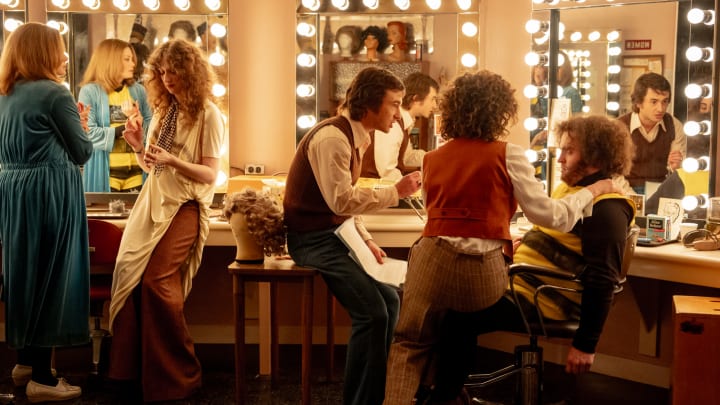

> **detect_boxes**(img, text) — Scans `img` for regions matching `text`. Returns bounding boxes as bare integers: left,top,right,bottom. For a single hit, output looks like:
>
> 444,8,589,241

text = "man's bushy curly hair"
439,70,518,141
556,115,634,177
223,188,286,256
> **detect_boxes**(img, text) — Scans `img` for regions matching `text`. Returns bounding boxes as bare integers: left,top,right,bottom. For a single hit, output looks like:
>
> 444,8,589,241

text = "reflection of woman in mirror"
108,39,224,403
557,50,583,114
168,20,197,42
387,21,409,62
529,65,549,152
360,25,389,62
78,39,153,193
335,25,362,59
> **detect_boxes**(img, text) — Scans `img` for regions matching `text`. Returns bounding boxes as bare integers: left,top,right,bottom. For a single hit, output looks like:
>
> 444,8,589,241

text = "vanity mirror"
0,1,26,47
528,0,717,218
295,0,479,147
45,0,230,194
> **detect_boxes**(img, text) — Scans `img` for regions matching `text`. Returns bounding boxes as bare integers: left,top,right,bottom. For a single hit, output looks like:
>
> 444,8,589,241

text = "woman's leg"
140,201,202,402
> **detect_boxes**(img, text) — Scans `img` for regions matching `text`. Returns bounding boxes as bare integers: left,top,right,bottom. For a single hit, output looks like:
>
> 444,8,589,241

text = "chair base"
466,343,544,405
90,317,109,375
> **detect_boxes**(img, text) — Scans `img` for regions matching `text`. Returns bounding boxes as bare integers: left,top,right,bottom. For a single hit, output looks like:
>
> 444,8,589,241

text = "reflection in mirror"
529,0,716,219
46,0,230,193
0,2,26,51
296,0,479,148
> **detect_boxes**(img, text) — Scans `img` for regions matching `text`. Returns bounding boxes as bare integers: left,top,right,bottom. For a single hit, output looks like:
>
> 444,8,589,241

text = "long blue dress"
0,80,93,348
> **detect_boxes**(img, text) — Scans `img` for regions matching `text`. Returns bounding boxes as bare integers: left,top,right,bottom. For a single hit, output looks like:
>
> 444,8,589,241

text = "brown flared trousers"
108,201,202,402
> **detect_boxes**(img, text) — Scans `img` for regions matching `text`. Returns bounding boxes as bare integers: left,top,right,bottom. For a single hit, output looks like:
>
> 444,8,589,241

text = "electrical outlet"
245,164,265,175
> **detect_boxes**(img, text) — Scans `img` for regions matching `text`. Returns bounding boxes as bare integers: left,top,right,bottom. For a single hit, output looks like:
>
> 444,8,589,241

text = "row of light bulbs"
300,0,473,11
49,0,222,11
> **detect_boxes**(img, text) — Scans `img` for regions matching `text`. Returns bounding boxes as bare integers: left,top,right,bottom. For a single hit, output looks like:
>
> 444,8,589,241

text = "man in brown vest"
284,67,422,405
618,72,686,194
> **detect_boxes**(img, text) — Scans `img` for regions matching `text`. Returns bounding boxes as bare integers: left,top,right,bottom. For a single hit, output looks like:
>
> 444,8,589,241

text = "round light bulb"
607,101,620,111
588,31,601,42
525,52,540,66
297,115,317,129
570,31,582,42
525,19,541,34
461,53,477,68
682,195,699,211
684,121,701,136
523,84,539,99
608,46,622,56
462,22,478,37
685,83,702,99
525,149,539,163
297,53,316,67
426,0,442,10
608,83,621,93
606,31,620,41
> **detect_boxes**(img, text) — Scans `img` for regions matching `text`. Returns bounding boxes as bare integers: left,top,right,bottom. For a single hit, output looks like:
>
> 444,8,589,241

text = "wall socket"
245,163,265,175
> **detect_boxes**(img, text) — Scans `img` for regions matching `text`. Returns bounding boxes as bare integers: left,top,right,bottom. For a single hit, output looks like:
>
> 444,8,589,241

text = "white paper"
658,197,684,240
334,218,408,287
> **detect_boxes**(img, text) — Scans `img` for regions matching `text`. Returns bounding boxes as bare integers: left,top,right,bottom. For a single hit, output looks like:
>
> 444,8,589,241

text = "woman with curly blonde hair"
384,70,619,404
107,39,224,402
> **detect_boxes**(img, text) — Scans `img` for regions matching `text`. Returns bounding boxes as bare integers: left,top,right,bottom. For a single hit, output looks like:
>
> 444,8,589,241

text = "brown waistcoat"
283,116,361,233
618,113,675,187
422,138,517,241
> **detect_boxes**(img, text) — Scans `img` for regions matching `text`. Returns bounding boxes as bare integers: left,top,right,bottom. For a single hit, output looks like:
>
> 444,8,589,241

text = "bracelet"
134,149,143,154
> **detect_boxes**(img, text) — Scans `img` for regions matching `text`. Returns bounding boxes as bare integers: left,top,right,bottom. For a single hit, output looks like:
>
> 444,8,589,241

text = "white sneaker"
26,378,81,403
11,364,58,386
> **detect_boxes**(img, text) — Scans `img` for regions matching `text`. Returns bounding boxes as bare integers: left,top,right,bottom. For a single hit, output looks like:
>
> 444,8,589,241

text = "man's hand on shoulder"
565,346,595,374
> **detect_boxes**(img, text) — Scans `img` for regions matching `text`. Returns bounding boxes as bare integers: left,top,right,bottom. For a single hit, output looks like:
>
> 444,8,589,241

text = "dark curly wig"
439,70,518,142
361,25,389,53
556,115,634,177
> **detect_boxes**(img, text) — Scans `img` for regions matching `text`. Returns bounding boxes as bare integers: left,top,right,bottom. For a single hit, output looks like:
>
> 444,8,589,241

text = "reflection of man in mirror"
386,21,409,62
168,20,197,43
360,25,389,62
335,25,362,60
129,22,150,82
618,72,687,195
361,72,439,181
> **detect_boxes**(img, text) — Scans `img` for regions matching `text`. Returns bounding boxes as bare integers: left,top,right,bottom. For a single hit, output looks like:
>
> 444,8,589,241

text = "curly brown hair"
439,70,518,141
144,39,216,125
223,188,286,256
556,115,634,177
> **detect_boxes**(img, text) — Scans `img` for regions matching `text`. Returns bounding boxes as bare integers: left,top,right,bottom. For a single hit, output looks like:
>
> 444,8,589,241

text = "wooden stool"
228,258,335,405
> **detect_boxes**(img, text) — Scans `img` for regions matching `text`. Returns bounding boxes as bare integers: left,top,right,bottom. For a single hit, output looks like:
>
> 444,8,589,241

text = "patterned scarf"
154,101,178,176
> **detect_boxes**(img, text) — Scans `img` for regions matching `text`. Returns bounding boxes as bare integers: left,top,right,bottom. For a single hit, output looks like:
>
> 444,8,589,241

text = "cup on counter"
679,222,699,240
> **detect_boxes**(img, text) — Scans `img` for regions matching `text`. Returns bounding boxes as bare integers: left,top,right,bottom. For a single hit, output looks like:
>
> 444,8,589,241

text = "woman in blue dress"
0,23,92,402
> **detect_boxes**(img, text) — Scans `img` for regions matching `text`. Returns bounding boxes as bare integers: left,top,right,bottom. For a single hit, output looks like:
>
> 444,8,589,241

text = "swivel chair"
465,227,639,405
87,219,123,375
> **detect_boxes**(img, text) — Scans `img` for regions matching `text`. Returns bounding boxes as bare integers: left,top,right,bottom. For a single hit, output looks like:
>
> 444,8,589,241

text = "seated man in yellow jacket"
422,115,637,404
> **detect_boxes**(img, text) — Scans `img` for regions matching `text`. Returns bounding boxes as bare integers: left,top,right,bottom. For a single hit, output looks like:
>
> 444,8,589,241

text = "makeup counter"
3,179,720,389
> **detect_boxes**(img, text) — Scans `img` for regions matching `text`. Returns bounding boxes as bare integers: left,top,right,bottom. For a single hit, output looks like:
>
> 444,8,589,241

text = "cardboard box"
646,214,670,240
672,295,720,404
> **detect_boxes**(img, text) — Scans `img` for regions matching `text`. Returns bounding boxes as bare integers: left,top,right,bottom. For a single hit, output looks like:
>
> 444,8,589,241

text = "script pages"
334,218,408,288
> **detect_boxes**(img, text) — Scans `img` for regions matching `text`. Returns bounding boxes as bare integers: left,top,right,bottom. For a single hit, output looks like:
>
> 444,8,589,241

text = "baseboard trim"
476,332,670,389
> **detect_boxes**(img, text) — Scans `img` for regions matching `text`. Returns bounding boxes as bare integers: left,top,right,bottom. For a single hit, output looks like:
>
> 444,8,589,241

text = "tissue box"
646,214,671,240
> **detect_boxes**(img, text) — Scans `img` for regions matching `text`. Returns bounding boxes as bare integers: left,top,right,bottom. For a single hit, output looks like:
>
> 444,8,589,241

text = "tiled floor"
0,340,669,404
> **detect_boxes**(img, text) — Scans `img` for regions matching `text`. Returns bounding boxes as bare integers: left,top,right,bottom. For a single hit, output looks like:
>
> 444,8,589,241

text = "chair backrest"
617,226,640,285
88,219,123,274
509,225,640,338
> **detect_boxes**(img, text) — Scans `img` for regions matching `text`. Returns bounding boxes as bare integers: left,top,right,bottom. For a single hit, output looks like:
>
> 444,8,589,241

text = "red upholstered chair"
87,219,123,375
